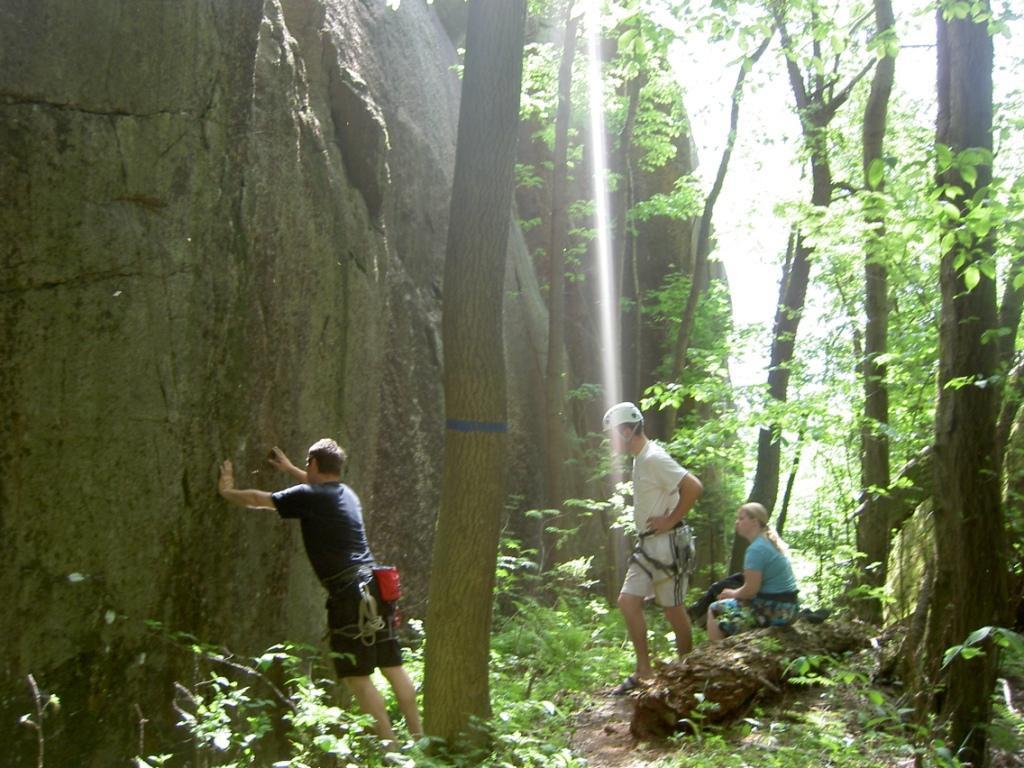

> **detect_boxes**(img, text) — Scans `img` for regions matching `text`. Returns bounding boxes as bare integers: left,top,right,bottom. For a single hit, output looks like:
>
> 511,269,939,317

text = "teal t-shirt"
744,535,798,595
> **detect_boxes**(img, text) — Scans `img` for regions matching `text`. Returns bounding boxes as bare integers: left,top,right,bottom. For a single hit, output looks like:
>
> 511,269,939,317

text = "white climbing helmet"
602,402,643,431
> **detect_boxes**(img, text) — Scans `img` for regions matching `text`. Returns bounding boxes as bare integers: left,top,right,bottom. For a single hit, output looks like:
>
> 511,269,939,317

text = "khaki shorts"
620,528,690,607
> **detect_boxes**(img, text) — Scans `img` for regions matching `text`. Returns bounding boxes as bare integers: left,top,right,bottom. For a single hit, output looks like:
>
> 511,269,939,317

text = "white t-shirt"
632,439,688,531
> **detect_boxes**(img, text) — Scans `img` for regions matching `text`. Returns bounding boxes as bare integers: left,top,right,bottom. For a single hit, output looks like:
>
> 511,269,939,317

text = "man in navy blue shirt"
218,438,421,743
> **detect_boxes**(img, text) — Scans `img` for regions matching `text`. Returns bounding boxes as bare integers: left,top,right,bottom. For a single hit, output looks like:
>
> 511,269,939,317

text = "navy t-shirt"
271,482,373,583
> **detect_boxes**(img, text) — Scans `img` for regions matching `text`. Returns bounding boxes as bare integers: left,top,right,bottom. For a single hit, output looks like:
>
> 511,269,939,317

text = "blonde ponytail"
739,502,790,557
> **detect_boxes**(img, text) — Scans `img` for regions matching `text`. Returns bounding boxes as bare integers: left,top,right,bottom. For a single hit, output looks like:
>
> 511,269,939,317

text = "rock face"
0,0,546,764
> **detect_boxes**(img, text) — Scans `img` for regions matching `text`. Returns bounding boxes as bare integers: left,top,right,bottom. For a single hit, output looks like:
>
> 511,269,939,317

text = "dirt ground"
569,689,673,768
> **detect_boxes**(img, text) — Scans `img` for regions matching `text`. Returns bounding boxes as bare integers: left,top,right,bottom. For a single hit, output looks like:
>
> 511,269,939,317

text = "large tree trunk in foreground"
631,621,871,739
423,0,527,744
922,6,1007,764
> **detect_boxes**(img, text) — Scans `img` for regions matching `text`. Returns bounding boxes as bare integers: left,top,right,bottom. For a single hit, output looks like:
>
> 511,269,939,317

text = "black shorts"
326,575,403,678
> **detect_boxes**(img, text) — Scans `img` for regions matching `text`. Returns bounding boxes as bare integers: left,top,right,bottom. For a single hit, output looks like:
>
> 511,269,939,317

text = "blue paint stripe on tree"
445,419,508,433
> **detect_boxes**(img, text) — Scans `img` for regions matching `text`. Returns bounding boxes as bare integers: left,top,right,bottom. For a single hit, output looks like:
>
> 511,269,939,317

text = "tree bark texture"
615,73,644,402
855,0,895,625
631,621,871,739
544,3,579,514
423,0,527,744
925,7,1007,762
899,552,936,703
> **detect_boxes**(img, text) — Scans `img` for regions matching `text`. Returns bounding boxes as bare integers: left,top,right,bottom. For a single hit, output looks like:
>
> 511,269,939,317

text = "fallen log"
631,619,872,739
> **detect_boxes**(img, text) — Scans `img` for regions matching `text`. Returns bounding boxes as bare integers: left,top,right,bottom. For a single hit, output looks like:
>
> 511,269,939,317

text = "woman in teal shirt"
707,503,799,640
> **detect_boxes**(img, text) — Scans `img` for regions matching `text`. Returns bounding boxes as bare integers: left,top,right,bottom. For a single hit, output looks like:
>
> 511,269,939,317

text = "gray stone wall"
0,0,546,763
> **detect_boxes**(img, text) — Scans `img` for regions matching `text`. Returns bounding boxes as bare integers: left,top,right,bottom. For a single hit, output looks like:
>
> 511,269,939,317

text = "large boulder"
0,0,546,764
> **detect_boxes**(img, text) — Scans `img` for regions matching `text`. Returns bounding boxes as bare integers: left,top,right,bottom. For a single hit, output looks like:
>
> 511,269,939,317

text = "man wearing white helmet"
603,402,703,695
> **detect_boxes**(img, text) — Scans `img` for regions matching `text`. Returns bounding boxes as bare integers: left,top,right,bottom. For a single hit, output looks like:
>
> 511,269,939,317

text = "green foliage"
524,0,1022,756
492,595,620,699
942,625,1024,670
640,272,747,549
630,174,705,222
422,535,630,767
520,41,561,127
586,1,692,171
136,632,391,768
133,571,1024,767
141,592,618,768
938,0,1018,35
784,652,843,686
515,163,545,191
642,646,1022,768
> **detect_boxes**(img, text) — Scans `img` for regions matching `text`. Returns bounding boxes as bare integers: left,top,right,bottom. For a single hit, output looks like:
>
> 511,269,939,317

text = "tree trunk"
995,255,1024,463
735,219,818,570
753,222,819,489
997,358,1024,463
631,621,871,739
923,7,1007,762
1001,387,1024,575
615,74,644,401
544,3,579,514
776,426,804,536
732,15,870,572
851,445,933,537
423,0,527,744
664,35,772,438
854,0,895,625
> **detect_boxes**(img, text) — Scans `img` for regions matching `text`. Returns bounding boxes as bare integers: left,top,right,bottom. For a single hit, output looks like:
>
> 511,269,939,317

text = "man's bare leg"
617,592,652,678
343,675,396,742
662,604,693,656
381,665,422,738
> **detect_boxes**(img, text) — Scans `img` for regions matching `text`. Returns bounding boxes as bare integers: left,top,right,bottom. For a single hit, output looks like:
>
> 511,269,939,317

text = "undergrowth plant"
134,550,1024,768
135,538,632,768
135,630,388,768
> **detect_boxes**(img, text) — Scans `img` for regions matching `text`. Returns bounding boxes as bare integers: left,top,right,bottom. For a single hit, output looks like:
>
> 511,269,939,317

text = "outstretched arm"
218,460,276,509
268,446,307,482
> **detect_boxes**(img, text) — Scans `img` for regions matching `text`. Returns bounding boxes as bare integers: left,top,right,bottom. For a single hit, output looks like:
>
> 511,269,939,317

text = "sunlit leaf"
960,164,978,187
867,158,885,189
963,264,980,291
965,626,995,646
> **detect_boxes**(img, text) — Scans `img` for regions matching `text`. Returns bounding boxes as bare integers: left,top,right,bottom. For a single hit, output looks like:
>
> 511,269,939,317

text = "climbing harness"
323,563,401,646
630,523,696,581
355,577,387,645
